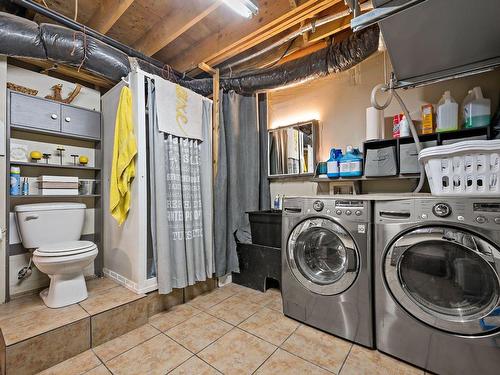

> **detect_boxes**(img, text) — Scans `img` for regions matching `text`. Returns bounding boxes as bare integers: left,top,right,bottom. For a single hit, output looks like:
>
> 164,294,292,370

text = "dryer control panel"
413,199,500,230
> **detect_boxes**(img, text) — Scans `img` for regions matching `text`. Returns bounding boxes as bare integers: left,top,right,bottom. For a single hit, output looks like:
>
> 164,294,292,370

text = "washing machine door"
384,226,500,335
287,217,359,296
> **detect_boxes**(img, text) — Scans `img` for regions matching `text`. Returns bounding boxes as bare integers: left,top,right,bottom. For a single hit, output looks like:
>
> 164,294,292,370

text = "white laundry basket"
418,139,500,197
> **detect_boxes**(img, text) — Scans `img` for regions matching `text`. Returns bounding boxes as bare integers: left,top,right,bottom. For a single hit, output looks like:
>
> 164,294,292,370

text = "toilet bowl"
34,241,98,308
14,203,98,309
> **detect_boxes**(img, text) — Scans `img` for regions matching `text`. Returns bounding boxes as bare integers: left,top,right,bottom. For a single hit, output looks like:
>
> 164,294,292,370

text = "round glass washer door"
384,226,500,335
287,217,359,295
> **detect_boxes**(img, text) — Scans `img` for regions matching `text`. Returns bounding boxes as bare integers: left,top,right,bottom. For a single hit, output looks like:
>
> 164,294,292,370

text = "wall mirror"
268,120,318,178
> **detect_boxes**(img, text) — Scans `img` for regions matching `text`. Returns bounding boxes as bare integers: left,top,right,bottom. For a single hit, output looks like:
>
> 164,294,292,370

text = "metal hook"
121,76,130,86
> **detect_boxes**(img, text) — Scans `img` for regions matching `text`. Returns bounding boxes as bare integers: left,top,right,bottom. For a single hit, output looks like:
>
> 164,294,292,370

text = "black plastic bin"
247,210,282,248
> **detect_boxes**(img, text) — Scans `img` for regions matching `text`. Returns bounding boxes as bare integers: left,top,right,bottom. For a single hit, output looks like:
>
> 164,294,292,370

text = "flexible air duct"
0,11,379,96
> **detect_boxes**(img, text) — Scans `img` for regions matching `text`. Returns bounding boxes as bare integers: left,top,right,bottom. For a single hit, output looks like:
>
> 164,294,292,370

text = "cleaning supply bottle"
436,91,458,132
351,147,363,177
327,148,340,178
463,87,491,128
10,166,21,196
340,146,363,177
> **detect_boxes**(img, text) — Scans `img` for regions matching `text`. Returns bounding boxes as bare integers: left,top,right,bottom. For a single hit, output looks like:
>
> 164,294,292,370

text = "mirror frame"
267,120,319,179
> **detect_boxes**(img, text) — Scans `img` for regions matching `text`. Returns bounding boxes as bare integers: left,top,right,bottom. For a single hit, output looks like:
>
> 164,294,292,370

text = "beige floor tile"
38,350,101,375
264,293,283,313
84,365,112,375
340,345,424,375
0,303,89,346
239,307,299,346
149,303,201,331
256,348,331,375
106,334,192,375
207,295,261,325
6,319,90,375
86,277,120,297
184,279,217,301
166,312,232,353
91,298,149,347
187,287,236,310
169,356,221,375
281,325,352,373
147,289,184,317
198,328,276,375
79,285,146,315
234,287,277,306
218,283,251,294
93,324,160,362
0,294,45,321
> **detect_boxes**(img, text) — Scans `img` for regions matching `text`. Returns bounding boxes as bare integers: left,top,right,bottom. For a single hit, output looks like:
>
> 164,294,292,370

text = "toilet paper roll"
366,107,384,141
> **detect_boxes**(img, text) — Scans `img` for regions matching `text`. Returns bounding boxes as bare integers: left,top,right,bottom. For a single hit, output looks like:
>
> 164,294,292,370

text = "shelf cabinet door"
61,105,101,139
9,92,61,132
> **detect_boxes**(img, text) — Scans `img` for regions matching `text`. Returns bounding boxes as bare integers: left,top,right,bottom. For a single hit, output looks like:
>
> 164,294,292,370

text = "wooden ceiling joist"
133,0,223,56
86,0,135,34
170,0,343,74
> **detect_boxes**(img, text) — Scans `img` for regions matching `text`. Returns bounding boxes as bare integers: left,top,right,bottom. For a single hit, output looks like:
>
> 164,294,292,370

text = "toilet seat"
34,240,97,257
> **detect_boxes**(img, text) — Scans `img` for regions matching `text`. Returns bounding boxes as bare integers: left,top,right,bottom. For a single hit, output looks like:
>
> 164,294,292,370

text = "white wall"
268,52,500,197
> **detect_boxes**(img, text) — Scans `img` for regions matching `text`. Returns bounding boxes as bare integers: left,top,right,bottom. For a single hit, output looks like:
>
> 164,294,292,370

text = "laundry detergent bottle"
327,148,340,178
463,86,491,128
436,91,458,132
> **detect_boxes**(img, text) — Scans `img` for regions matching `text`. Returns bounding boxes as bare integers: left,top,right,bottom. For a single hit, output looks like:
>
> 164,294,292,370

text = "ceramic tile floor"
0,277,144,346
41,283,425,375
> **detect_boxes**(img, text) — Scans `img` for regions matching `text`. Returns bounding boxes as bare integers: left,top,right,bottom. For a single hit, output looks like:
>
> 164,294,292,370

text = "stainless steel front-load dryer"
282,197,374,348
375,198,500,375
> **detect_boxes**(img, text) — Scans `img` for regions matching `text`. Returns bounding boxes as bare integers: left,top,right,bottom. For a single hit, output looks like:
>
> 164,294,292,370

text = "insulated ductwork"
0,11,379,96
137,26,380,95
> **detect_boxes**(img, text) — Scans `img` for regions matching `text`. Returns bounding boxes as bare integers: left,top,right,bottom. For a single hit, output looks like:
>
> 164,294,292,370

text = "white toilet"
15,202,98,308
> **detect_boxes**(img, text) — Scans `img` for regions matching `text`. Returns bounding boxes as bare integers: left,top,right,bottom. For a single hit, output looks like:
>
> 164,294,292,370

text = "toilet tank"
14,203,86,249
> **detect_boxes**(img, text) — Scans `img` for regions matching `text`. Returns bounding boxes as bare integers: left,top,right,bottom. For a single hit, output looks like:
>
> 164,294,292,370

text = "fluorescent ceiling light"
222,0,258,18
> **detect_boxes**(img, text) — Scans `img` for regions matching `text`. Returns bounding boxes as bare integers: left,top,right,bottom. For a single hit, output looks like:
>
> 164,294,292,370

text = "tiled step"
0,278,148,375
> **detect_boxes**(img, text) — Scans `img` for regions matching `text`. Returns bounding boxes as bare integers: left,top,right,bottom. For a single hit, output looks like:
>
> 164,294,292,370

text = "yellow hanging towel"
110,86,137,226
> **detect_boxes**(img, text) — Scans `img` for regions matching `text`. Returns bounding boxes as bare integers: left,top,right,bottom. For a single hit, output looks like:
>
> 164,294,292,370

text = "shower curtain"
147,77,214,294
214,91,270,277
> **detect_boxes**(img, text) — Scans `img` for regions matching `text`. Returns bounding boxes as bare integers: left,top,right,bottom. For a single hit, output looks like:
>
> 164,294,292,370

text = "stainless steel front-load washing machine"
375,198,500,375
282,196,373,348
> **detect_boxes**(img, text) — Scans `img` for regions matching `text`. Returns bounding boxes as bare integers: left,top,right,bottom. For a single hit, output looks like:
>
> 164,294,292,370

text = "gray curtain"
214,91,270,277
148,78,214,294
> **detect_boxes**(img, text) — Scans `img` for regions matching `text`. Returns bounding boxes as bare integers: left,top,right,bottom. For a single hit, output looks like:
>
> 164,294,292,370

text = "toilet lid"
35,241,97,257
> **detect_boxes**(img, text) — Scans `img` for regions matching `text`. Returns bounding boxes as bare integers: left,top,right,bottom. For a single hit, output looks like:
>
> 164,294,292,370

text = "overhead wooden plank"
87,0,135,34
307,15,352,43
169,0,344,74
134,1,223,56
201,0,342,71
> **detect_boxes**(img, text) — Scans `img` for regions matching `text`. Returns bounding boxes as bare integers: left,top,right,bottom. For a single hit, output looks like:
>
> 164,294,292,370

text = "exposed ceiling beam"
86,0,134,34
170,0,344,74
133,1,223,56
307,15,351,43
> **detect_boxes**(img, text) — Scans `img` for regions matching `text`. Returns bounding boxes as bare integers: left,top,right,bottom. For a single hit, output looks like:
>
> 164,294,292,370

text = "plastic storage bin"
247,210,282,248
418,140,500,196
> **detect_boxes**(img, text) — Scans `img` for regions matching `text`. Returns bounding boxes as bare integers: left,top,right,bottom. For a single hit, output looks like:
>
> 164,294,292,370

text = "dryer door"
384,226,500,335
287,217,359,296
